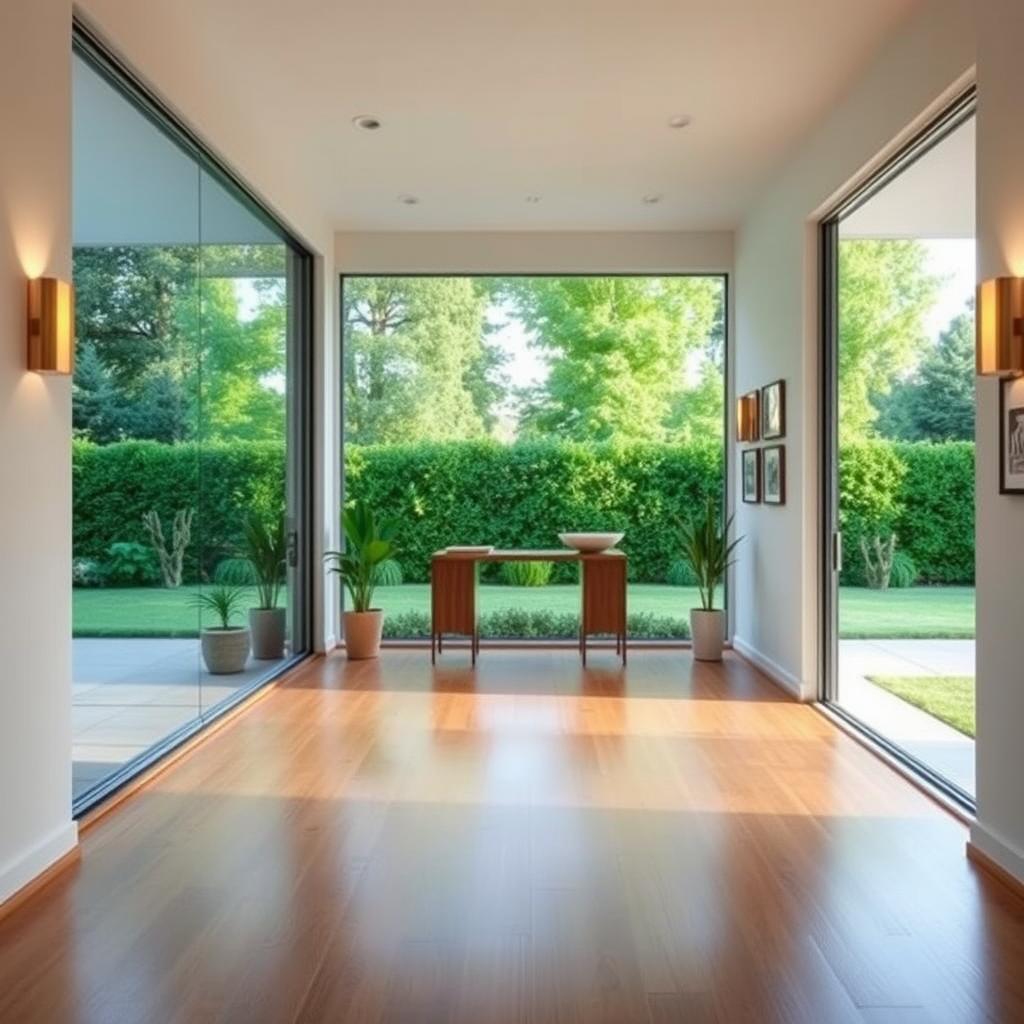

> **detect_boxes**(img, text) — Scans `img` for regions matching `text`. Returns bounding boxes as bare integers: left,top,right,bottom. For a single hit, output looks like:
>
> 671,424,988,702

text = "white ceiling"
79,0,920,233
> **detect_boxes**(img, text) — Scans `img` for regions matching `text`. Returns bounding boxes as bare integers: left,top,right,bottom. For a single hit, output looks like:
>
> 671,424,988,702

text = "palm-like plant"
324,500,399,613
679,497,742,611
190,583,248,630
244,512,286,610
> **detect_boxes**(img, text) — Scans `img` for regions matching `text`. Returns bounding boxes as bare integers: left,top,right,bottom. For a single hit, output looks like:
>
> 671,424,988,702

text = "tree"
503,276,722,442
838,239,940,439
343,277,505,444
875,307,975,441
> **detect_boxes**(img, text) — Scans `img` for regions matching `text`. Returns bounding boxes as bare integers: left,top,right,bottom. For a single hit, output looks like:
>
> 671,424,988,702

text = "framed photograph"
761,379,786,440
1000,377,1024,494
742,448,761,503
763,445,785,505
736,390,760,442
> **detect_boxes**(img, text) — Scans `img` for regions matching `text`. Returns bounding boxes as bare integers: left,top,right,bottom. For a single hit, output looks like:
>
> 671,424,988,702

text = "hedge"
839,441,974,585
72,437,976,587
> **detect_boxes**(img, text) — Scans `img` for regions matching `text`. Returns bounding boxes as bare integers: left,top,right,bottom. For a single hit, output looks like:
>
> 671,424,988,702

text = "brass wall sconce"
736,391,760,442
27,277,74,375
977,276,1024,377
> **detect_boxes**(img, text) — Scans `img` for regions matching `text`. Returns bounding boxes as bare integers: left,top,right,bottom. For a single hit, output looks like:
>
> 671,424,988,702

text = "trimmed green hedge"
344,439,723,583
73,439,285,581
839,441,974,585
72,437,975,587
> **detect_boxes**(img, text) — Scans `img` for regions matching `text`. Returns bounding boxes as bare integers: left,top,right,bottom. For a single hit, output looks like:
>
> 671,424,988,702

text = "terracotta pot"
343,609,384,659
689,609,724,662
250,607,287,660
200,627,250,674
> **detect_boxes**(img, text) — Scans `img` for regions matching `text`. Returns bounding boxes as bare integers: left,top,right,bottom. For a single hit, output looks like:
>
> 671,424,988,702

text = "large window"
71,35,311,811
341,274,726,641
823,98,976,803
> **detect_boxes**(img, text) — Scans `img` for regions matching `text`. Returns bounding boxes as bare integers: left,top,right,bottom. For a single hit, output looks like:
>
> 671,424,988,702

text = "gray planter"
689,609,724,661
200,627,250,674
249,607,286,660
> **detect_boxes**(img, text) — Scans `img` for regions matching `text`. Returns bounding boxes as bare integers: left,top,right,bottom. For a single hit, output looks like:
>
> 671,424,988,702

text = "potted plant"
191,582,251,674
324,500,398,659
679,497,742,661
244,512,287,659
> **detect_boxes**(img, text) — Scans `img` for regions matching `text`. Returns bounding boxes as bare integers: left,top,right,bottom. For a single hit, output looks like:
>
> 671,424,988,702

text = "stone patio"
838,638,975,796
73,638,285,798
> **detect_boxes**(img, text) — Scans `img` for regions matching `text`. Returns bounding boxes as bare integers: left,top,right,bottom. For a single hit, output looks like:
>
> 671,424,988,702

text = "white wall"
970,0,1024,885
335,231,733,276
732,0,974,698
0,0,78,903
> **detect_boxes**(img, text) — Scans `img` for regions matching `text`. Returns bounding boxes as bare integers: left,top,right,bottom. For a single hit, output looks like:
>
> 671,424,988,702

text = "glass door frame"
818,87,976,810
71,19,316,816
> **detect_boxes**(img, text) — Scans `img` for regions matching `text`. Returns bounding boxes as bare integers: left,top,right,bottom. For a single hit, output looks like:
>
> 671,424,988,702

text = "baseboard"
731,636,806,699
0,820,79,911
968,822,1024,897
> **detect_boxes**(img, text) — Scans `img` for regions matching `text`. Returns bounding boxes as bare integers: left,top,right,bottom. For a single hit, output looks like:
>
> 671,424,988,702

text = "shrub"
72,558,104,588
376,559,404,586
889,549,919,589
103,541,159,586
501,561,553,587
666,558,697,586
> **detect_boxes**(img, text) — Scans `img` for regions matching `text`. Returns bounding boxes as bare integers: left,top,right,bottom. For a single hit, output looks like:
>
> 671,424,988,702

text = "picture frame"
761,379,786,440
742,448,761,503
736,390,760,442
999,377,1024,494
763,445,785,505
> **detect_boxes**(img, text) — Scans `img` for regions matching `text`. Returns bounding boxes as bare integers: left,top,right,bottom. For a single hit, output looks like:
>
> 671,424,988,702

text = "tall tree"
838,239,940,439
503,276,722,442
343,277,504,444
875,307,975,441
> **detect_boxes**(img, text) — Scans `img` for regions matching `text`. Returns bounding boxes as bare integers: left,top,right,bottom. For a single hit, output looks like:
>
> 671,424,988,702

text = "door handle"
286,530,299,569
832,531,843,574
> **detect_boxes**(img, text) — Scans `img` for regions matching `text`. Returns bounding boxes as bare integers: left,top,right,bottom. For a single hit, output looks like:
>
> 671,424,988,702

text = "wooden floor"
1,649,1023,1023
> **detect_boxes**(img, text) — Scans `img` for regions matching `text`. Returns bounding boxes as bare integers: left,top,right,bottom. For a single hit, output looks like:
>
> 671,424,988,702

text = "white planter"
250,607,286,660
689,609,724,662
200,627,251,674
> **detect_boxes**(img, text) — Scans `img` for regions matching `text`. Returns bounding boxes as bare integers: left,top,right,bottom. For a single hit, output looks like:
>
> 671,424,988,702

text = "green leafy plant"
665,557,697,587
244,512,286,609
324,500,399,613
679,497,741,611
890,549,919,589
501,560,553,587
375,559,404,587
190,583,247,630
104,541,160,586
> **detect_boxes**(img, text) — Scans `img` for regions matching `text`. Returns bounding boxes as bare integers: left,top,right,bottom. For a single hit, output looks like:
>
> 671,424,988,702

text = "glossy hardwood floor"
1,649,1022,1023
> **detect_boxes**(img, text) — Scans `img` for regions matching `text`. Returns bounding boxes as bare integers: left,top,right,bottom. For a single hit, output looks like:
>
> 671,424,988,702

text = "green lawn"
837,586,975,639
73,583,977,639
868,675,975,737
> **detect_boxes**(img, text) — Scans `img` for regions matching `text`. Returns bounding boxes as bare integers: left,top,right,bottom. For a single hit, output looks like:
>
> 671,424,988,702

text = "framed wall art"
742,448,761,503
761,379,786,440
763,444,785,505
1000,377,1024,494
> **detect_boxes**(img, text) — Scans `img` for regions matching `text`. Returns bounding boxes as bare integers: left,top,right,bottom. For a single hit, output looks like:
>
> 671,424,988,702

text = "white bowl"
558,531,624,553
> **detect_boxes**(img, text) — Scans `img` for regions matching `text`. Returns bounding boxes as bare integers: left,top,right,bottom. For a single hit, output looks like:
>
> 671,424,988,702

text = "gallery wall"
732,0,975,697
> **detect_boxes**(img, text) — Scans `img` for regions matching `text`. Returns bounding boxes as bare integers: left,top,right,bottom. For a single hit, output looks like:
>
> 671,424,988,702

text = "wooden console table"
430,549,627,665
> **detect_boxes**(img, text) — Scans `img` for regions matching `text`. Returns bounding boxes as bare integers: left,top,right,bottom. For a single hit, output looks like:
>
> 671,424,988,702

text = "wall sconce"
27,277,74,375
736,391,760,442
977,277,1024,377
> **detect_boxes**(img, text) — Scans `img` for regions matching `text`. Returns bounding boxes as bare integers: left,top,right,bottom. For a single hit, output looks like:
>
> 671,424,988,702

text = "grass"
837,586,974,639
73,582,977,639
867,675,975,737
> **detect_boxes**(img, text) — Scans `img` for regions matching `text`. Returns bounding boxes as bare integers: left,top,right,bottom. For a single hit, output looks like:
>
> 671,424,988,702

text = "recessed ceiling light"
642,193,663,205
352,114,382,131
398,194,420,205
668,114,692,129
525,195,542,204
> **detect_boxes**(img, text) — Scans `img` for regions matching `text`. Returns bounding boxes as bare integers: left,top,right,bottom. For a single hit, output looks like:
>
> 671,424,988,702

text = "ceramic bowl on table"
557,532,624,553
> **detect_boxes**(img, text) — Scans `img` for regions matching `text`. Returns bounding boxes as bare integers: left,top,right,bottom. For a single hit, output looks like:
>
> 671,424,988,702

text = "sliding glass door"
70,31,311,812
822,95,976,804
